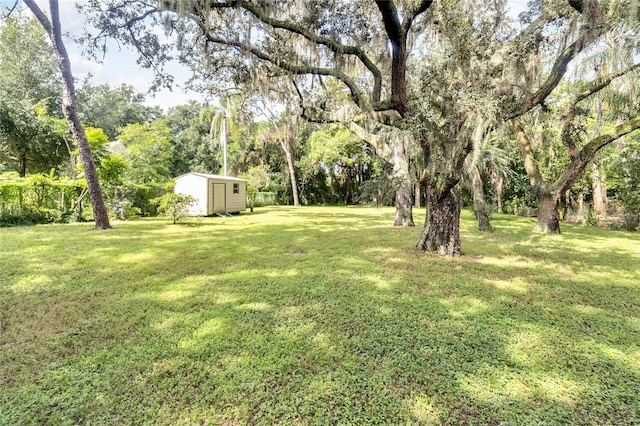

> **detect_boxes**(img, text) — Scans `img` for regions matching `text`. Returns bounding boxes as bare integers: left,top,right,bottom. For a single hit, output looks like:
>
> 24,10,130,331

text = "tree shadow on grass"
2,212,639,424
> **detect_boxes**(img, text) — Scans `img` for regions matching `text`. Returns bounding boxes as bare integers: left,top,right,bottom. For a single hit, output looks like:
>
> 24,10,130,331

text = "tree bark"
536,192,561,233
392,136,414,226
495,173,504,213
19,153,27,177
469,163,492,232
280,138,300,207
25,0,111,229
591,158,607,216
394,179,414,226
415,185,463,255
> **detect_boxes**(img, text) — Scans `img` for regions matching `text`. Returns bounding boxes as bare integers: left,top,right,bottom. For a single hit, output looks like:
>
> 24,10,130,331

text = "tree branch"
513,117,544,191
0,0,19,18
346,121,394,164
375,0,402,44
22,0,52,33
159,0,384,102
402,0,434,33
239,2,384,103
507,2,606,119
375,0,411,116
555,116,640,193
198,23,368,112
562,62,640,159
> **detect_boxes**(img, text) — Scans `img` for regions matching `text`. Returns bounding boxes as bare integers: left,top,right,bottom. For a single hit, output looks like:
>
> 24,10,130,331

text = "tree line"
1,0,639,254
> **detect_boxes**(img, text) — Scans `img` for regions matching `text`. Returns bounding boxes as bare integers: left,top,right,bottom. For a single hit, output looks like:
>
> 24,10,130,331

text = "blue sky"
1,0,201,110
1,0,530,111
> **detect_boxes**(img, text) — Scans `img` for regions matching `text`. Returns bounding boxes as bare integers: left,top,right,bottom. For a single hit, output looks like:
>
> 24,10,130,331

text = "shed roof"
175,172,246,182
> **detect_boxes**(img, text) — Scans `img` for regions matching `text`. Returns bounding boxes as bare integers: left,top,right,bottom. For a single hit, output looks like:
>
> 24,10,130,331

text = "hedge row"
0,176,169,226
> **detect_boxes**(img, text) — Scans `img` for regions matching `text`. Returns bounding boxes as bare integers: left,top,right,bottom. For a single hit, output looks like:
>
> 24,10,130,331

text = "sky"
1,0,201,111
1,0,531,112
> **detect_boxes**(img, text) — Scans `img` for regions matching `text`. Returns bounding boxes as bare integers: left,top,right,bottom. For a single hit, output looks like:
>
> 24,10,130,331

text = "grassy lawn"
1,206,640,425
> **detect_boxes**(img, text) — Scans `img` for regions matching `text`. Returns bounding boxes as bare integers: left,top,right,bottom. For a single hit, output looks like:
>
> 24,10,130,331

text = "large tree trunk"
536,192,561,233
415,185,463,256
26,0,111,229
469,163,492,232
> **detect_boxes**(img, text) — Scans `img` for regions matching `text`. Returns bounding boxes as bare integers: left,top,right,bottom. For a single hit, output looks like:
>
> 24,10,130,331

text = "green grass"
1,206,639,425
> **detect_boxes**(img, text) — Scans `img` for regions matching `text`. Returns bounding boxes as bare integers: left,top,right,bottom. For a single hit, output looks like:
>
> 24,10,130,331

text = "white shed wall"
174,174,208,216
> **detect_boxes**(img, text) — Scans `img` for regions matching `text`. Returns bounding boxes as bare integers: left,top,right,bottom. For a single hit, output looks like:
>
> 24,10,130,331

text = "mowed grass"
1,206,639,425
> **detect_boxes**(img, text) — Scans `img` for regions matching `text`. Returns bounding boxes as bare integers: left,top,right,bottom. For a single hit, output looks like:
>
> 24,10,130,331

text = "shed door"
213,183,226,213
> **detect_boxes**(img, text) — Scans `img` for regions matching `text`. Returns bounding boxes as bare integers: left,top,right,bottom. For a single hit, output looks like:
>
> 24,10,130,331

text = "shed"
174,172,247,216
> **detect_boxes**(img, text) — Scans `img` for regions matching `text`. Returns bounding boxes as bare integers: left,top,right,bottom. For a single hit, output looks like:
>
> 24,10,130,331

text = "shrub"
0,175,87,227
253,191,278,207
622,212,639,232
152,193,196,224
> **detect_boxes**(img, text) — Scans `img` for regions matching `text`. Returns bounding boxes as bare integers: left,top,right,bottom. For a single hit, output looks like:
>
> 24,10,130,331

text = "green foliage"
98,155,128,187
241,165,272,210
1,208,640,423
241,164,271,192
152,192,196,224
117,120,174,185
165,102,222,176
621,212,639,232
76,83,161,140
305,125,376,205
356,172,396,207
0,14,60,110
0,101,69,176
102,182,167,219
608,137,640,214
0,174,87,226
252,191,278,207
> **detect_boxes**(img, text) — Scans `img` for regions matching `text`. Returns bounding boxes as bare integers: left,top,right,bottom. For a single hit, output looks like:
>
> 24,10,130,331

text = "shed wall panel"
174,174,208,216
225,181,247,213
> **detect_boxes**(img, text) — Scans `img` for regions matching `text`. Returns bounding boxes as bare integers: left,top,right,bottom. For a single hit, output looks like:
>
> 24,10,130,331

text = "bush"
253,192,278,207
0,175,87,227
583,207,599,227
356,176,396,207
622,213,639,232
0,207,58,226
152,193,196,224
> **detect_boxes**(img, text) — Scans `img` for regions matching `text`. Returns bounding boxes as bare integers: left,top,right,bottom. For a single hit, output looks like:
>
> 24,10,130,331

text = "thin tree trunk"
414,181,421,208
578,190,584,216
494,173,504,213
536,192,561,233
591,158,607,216
25,0,110,229
415,185,463,255
469,163,492,232
591,79,606,217
392,135,414,226
19,153,26,177
394,180,414,226
280,139,299,206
